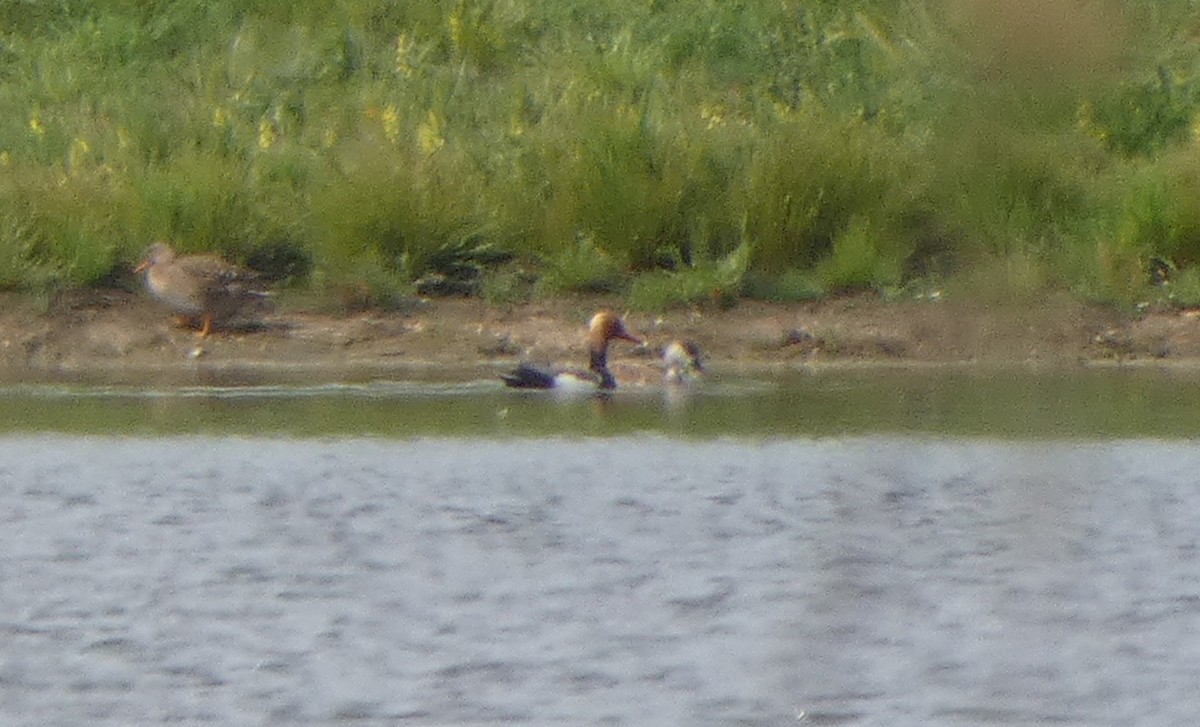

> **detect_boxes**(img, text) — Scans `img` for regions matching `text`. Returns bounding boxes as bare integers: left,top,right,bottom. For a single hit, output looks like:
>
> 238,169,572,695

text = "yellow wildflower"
449,8,465,58
701,105,726,129
382,105,401,144
213,106,230,128
395,34,415,77
29,114,45,138
258,118,276,150
771,101,795,122
417,110,445,155
68,137,91,173
508,115,525,138
0,151,9,166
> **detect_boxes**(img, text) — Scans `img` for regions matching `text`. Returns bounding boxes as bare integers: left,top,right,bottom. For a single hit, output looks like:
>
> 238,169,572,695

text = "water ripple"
2,436,1199,725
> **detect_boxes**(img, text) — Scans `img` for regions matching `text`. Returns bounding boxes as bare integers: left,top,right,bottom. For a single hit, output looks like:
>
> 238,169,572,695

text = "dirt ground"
2,288,1198,385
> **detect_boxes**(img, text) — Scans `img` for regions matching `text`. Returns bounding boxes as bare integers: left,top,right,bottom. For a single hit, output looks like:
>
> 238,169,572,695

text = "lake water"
3,367,1200,725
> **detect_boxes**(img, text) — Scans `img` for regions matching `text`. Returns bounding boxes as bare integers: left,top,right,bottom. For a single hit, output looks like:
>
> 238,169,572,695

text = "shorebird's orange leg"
199,313,213,338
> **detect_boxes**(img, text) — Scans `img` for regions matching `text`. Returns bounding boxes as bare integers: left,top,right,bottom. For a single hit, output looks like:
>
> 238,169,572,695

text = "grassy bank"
3,0,1200,310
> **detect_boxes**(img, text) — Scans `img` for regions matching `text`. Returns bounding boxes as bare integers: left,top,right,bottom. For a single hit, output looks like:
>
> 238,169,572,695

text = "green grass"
2,0,1200,311
628,241,750,310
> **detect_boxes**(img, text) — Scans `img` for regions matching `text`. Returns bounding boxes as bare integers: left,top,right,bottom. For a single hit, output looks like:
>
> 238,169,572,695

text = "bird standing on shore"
134,241,272,337
501,310,644,391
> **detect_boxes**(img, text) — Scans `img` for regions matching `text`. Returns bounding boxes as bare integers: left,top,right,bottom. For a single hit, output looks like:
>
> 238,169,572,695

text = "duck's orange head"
587,310,643,349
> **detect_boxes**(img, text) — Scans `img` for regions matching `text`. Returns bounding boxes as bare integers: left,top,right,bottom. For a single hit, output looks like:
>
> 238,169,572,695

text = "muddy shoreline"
1,289,1197,386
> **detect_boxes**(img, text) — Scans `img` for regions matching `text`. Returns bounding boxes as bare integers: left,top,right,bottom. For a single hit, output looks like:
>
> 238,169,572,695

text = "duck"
501,310,644,390
134,241,272,337
662,339,705,384
604,339,706,388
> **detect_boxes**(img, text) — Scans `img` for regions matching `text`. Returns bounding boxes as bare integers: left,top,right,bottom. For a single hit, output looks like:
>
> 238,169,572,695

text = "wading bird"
135,241,272,337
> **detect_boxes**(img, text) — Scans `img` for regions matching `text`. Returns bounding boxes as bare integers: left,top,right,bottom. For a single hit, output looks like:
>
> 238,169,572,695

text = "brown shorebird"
134,241,271,337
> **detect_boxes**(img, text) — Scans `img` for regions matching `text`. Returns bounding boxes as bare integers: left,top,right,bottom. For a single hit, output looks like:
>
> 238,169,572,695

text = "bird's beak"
614,324,643,346
133,260,149,274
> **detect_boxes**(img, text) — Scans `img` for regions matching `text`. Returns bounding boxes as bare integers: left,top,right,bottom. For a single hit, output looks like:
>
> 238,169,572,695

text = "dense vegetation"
3,0,1200,309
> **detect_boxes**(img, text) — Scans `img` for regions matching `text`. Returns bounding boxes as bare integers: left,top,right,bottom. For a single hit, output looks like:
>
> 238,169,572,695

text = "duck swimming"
662,339,705,384
501,311,644,390
135,241,272,337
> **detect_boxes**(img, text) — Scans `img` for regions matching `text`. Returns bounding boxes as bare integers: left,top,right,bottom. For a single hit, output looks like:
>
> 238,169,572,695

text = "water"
3,368,1200,725
5,364,1200,438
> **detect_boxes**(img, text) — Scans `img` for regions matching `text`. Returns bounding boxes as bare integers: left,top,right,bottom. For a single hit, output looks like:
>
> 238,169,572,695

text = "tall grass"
1,0,1199,309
